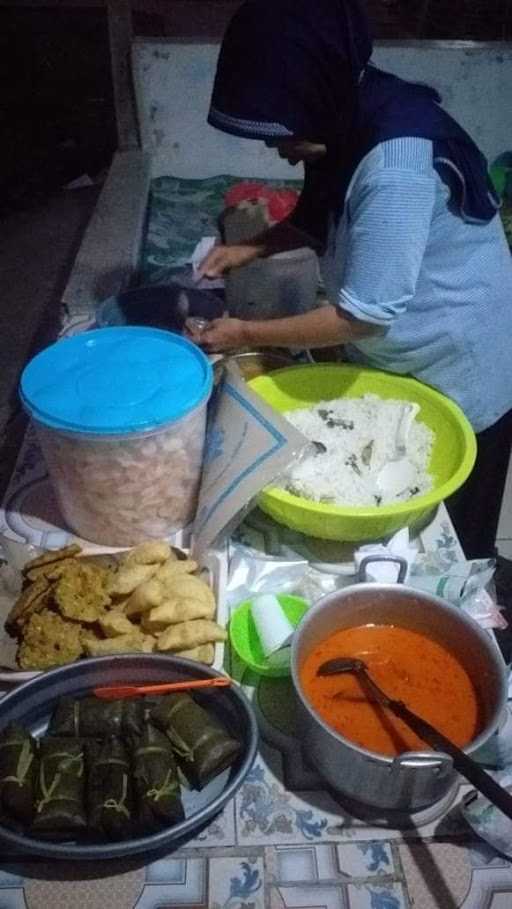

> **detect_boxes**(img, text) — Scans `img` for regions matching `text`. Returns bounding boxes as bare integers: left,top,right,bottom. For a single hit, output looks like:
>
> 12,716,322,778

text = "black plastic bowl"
95,283,225,332
0,655,258,859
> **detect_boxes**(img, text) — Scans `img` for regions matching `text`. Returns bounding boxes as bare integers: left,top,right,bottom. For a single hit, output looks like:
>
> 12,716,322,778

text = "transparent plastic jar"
20,327,213,547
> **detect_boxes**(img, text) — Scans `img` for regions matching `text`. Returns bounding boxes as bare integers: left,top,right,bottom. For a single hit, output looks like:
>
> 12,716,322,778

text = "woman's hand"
187,317,249,352
197,243,260,278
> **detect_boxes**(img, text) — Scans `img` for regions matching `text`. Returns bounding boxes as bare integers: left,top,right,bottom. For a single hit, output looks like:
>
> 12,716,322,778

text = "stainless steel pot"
291,557,508,812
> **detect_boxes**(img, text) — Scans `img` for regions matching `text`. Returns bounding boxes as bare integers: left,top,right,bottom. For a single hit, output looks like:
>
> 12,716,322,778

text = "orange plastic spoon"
93,676,231,700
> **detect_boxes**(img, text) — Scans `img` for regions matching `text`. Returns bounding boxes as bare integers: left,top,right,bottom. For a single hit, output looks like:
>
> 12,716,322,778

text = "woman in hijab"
194,0,512,563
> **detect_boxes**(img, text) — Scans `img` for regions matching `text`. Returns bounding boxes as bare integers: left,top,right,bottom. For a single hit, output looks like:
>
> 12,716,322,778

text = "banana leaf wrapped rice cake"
87,738,135,840
33,737,87,835
130,723,184,832
0,686,244,842
49,696,144,738
151,693,241,788
0,723,38,828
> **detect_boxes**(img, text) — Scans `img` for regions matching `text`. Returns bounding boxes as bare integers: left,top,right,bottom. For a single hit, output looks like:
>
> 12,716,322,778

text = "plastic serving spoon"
93,676,231,700
317,657,512,821
376,403,419,498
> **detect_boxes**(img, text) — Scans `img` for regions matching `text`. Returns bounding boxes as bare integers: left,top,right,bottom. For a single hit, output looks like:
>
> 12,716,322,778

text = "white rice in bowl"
282,394,435,507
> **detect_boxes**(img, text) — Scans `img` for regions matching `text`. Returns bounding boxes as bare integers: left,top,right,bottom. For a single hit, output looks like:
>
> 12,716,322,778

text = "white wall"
132,39,512,179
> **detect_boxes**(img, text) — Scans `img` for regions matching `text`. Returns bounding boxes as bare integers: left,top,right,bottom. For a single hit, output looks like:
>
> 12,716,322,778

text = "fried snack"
25,557,83,583
53,563,112,624
99,612,138,638
107,600,128,614
163,575,216,611
17,610,84,670
22,544,82,575
121,541,172,567
5,577,52,634
154,558,198,586
84,633,156,657
7,540,222,671
174,643,215,665
157,620,227,653
126,559,204,616
109,564,159,597
141,597,216,633
124,578,165,617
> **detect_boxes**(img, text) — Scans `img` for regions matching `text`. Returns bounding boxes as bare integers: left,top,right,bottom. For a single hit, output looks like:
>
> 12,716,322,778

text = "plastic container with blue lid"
20,327,213,547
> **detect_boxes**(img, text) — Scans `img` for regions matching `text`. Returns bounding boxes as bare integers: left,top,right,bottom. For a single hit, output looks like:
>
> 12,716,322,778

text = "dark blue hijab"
208,0,499,238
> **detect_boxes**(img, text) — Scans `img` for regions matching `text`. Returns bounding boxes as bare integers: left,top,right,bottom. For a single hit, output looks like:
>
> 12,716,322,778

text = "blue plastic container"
20,327,213,546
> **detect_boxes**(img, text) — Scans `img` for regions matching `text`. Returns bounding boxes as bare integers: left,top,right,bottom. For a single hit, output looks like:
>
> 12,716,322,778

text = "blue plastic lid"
20,327,213,434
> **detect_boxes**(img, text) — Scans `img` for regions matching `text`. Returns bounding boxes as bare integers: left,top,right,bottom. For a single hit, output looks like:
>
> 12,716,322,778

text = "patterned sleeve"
338,168,437,326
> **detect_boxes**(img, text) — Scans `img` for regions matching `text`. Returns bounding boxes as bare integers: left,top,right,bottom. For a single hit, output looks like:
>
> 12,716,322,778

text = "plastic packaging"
19,328,213,547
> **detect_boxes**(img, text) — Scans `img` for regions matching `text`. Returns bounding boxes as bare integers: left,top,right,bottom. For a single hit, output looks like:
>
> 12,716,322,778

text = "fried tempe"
5,577,52,634
24,557,83,584
17,609,84,671
22,544,82,575
53,562,112,624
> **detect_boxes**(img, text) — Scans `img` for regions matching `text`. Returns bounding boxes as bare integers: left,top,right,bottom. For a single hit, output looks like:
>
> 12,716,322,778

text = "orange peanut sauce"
300,624,483,757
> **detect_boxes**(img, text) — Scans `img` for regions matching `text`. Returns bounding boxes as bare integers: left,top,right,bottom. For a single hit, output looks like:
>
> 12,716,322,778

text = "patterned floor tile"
459,866,512,909
136,858,207,908
336,842,395,879
271,883,347,909
144,856,206,885
23,864,145,909
235,749,467,847
269,842,396,885
187,800,237,847
347,882,408,909
208,856,264,909
398,842,471,908
273,844,339,883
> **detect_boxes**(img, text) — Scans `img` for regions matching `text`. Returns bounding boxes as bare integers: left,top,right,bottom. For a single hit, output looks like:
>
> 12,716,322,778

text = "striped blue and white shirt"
320,137,512,432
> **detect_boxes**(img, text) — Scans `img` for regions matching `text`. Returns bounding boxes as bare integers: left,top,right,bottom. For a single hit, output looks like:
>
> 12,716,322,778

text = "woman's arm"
198,220,316,278
190,304,376,351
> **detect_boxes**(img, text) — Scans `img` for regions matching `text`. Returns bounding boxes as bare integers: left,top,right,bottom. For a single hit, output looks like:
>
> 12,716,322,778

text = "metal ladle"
318,656,512,820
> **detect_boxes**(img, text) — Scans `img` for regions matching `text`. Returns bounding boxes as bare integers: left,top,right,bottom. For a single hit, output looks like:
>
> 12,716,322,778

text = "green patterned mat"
140,174,303,286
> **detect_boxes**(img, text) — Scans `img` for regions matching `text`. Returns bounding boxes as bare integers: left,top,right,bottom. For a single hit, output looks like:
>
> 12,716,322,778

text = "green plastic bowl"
229,594,309,678
248,364,476,542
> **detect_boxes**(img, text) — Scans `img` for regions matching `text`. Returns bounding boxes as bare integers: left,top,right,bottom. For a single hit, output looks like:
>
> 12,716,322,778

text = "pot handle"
392,751,453,777
357,555,408,585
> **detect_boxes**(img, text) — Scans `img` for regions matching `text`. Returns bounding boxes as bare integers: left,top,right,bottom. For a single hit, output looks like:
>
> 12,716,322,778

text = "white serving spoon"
376,403,420,498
